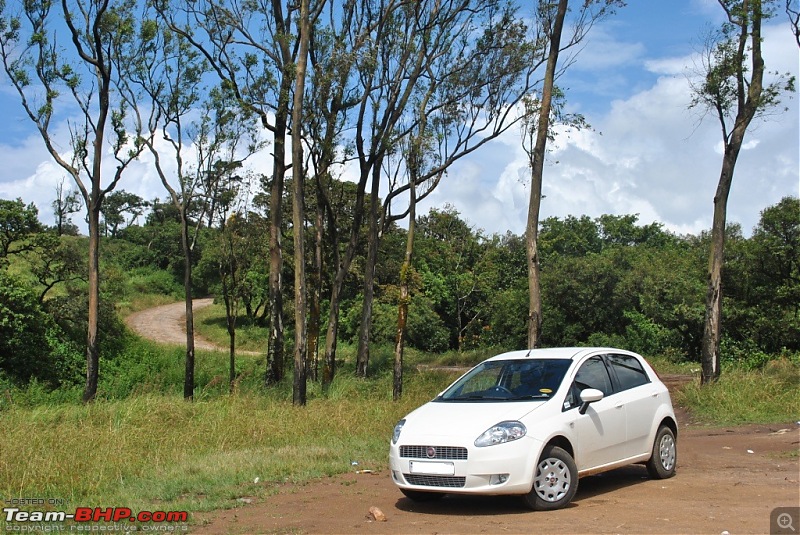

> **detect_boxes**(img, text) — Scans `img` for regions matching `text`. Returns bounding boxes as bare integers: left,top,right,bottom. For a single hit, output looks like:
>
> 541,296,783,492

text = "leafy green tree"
0,198,44,258
100,191,148,237
724,197,800,355
539,215,602,260
29,235,87,303
0,0,146,401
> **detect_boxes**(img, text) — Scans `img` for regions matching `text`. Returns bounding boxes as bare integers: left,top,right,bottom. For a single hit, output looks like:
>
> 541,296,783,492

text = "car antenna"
524,348,533,358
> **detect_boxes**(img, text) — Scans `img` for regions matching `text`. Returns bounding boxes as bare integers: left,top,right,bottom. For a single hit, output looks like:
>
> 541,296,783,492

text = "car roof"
484,347,639,362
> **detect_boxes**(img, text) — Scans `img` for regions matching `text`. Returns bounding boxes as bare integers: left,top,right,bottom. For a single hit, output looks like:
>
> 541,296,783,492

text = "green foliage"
0,197,44,257
0,272,82,386
125,267,184,298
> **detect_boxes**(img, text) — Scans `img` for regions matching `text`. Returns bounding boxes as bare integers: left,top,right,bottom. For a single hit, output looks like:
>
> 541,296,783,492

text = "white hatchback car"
389,347,677,510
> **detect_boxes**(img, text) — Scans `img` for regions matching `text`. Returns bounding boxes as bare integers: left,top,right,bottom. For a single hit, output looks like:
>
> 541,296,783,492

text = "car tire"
521,445,578,511
646,425,677,479
400,489,445,502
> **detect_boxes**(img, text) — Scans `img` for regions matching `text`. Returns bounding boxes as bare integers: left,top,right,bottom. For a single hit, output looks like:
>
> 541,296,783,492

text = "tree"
787,0,800,46
523,0,623,349
290,0,313,406
0,0,145,401
52,180,82,236
354,0,541,378
690,0,795,383
100,190,147,237
156,0,304,388
0,198,43,258
116,8,260,399
30,235,86,303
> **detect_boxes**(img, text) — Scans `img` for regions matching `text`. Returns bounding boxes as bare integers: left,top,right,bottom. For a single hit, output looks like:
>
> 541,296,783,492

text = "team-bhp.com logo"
4,506,188,527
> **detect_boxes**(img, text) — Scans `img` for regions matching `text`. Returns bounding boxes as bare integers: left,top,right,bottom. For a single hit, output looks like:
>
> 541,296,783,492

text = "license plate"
409,461,455,476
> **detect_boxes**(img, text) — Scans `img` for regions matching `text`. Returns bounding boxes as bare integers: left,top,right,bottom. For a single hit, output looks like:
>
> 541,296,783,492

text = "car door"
565,356,627,471
606,353,661,458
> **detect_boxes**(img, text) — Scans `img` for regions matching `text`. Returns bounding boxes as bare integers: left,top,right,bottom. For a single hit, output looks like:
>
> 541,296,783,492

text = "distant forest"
1,193,798,391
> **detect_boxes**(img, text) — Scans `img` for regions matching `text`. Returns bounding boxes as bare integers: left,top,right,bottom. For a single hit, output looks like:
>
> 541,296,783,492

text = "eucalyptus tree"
52,179,83,236
690,0,795,383
304,0,373,388
382,2,541,395
289,0,313,405
352,0,542,378
521,0,623,350
116,9,260,399
156,0,301,387
0,0,145,401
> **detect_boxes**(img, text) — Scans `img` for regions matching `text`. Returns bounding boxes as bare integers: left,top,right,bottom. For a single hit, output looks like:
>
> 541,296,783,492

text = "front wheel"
646,425,677,479
521,445,578,511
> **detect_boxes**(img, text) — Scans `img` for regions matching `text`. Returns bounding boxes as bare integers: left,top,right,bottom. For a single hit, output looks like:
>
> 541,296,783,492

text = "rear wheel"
400,489,446,502
646,425,677,479
521,445,578,510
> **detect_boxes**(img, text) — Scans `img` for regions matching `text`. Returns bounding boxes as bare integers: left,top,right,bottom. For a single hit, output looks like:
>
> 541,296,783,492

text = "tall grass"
674,358,800,425
0,369,460,526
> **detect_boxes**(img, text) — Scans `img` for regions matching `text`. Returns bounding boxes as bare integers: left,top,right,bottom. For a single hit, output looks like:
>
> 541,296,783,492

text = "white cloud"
418,21,798,239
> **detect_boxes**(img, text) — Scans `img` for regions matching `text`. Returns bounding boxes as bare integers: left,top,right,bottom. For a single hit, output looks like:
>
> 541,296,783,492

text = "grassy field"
0,362,463,528
1,301,797,529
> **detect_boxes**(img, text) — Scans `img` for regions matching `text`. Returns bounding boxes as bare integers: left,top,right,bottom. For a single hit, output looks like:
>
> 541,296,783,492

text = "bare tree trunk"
83,202,101,402
356,163,382,377
702,140,741,383
291,0,311,406
266,93,289,386
308,194,324,383
526,0,568,350
393,184,415,401
181,211,196,400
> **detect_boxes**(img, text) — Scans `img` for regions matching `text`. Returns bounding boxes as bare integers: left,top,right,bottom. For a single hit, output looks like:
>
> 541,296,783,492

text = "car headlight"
392,419,406,444
474,421,526,447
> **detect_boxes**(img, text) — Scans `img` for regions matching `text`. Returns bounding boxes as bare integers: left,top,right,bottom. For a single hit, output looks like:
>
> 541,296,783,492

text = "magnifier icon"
778,512,796,532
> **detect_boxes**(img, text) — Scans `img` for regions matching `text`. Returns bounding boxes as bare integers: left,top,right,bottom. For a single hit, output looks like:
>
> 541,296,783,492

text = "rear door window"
607,354,650,391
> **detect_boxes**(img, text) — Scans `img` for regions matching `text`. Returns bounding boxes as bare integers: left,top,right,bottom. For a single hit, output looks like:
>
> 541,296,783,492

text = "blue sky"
1,0,798,237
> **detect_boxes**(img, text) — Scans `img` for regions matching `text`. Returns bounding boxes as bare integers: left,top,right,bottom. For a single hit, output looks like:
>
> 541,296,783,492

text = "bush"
0,272,81,386
126,267,183,298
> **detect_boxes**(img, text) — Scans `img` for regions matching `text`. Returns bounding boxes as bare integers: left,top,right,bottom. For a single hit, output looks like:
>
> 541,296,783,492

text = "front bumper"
389,436,542,495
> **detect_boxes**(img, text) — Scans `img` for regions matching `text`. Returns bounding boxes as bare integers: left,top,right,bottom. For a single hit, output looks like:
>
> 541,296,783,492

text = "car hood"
401,399,547,442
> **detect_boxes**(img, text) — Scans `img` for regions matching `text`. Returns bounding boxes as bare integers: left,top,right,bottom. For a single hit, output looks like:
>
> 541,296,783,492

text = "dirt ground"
126,301,800,535
189,421,799,535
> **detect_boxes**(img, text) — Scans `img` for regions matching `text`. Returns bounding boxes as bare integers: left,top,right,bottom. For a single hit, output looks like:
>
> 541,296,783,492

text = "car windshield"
437,358,572,402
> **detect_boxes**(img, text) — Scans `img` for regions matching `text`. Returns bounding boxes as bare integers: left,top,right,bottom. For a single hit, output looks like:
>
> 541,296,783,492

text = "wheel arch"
543,435,574,459
659,415,678,439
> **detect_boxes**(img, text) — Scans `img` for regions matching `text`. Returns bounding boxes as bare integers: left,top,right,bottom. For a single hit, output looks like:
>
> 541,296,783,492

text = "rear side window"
607,354,650,391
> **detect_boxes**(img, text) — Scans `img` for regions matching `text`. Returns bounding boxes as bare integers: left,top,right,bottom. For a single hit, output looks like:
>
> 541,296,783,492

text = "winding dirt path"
124,298,222,352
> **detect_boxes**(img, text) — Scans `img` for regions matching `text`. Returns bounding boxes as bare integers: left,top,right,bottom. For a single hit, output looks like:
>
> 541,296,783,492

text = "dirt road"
125,298,221,351
125,301,799,534
189,421,799,535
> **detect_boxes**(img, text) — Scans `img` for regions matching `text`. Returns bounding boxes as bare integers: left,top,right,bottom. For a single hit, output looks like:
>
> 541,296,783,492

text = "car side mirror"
578,388,604,415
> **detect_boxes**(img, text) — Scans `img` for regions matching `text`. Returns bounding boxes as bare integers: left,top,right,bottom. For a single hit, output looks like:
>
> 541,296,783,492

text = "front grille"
404,474,466,488
400,445,468,460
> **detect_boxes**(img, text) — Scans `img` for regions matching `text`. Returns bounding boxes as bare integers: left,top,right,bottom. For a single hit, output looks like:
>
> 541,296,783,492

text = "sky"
0,0,798,238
